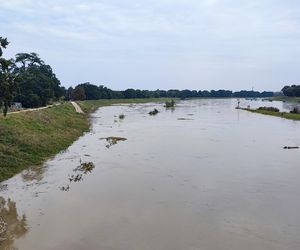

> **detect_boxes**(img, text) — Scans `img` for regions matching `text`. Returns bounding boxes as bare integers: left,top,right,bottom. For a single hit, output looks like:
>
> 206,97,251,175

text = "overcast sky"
1,0,299,91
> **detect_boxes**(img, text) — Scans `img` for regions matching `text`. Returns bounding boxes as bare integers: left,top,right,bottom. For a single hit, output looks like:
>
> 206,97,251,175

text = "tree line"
1,36,275,116
66,83,274,101
282,85,300,97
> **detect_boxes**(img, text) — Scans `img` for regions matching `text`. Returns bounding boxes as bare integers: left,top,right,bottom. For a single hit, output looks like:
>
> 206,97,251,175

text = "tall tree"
0,37,18,116
14,53,62,108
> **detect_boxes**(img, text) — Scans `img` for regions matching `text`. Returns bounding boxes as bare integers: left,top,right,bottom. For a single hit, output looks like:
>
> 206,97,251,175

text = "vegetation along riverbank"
239,106,300,121
0,98,172,182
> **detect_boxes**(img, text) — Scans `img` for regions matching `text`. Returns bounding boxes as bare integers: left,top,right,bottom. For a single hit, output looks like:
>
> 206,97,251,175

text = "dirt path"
71,101,84,113
7,103,61,115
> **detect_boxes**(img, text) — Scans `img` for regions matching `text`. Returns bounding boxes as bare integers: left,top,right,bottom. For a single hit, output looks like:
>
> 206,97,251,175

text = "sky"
0,0,300,91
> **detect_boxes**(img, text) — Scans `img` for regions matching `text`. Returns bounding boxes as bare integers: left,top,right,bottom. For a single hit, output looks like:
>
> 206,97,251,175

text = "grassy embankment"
241,108,300,121
0,98,173,182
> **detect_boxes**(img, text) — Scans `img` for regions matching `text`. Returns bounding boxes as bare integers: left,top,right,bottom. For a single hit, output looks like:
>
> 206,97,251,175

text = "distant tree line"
282,85,300,97
0,36,275,116
64,83,274,101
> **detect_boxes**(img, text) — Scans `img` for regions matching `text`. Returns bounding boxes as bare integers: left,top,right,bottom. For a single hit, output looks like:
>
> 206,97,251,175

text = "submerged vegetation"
149,108,159,115
165,100,176,108
257,106,280,112
100,136,127,148
118,114,125,120
60,161,95,191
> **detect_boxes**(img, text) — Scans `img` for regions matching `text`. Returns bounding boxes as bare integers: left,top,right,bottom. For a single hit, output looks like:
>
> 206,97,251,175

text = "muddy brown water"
1,99,300,250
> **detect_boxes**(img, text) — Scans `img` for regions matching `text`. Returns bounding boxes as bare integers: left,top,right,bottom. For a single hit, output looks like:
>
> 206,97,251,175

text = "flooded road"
1,99,300,250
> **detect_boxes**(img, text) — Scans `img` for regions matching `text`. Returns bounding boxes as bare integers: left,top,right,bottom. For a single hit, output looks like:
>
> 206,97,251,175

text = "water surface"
1,99,300,250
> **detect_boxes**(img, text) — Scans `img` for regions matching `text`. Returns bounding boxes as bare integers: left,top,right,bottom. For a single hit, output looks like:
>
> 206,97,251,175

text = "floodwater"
1,99,300,250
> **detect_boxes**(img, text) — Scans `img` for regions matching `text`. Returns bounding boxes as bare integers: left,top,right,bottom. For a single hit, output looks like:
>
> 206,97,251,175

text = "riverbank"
0,98,173,182
240,107,300,121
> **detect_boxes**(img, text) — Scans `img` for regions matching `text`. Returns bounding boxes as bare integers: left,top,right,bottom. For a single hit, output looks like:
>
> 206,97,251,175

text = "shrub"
165,100,175,108
290,107,300,114
257,106,280,112
149,108,159,115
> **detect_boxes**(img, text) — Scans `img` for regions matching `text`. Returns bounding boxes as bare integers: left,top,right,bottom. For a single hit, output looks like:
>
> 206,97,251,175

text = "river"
0,99,300,250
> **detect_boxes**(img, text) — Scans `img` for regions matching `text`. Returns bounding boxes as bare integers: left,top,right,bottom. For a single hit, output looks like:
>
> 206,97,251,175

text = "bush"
149,108,159,115
257,106,280,112
165,100,175,108
290,107,300,114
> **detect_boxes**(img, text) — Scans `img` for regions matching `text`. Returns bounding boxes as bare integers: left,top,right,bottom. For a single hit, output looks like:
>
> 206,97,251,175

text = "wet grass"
78,98,175,113
0,103,89,182
0,98,173,182
241,108,300,121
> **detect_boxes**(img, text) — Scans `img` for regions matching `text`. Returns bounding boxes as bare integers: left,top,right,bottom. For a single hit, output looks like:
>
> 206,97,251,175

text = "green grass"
241,108,300,121
77,98,174,113
0,98,173,182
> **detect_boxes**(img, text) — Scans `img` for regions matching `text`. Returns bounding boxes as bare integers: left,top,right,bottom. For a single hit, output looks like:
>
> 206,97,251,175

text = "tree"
282,85,300,97
13,53,62,108
71,86,86,100
0,37,18,116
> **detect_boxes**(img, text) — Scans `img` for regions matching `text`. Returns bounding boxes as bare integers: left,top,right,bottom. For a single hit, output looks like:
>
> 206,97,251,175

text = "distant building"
10,102,23,111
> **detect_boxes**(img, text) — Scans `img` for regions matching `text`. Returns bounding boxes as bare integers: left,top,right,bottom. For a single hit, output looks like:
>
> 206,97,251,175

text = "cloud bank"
1,0,299,90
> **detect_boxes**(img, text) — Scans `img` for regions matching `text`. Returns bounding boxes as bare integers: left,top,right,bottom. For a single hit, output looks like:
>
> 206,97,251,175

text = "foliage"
257,106,280,112
71,86,86,100
0,37,18,116
243,107,300,121
290,107,300,114
13,53,63,108
282,85,300,97
165,100,175,108
149,108,159,115
0,103,89,181
118,114,125,119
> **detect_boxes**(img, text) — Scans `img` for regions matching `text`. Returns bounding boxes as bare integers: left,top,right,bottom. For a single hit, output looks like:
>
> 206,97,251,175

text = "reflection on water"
1,99,300,250
0,197,28,249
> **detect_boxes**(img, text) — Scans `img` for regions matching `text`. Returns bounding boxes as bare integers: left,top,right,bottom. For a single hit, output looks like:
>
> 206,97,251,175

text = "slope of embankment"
0,98,172,182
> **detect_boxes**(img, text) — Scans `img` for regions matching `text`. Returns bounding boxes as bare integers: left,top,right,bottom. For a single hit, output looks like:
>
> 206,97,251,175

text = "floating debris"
149,108,159,116
0,185,8,192
100,137,127,148
119,114,125,119
177,118,193,120
60,161,95,191
283,146,299,149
